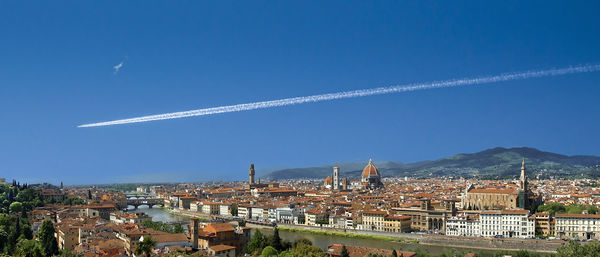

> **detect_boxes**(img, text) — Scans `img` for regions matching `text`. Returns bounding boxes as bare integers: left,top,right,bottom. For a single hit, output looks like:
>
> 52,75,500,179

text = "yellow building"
362,210,386,231
383,215,412,233
57,225,79,251
533,212,553,236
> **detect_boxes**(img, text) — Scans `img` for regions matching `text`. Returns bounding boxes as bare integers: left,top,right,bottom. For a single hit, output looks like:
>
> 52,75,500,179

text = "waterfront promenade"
267,223,565,253
166,207,564,253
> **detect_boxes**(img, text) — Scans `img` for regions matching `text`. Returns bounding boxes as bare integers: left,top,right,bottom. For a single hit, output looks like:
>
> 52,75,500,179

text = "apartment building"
446,215,480,237
480,210,534,238
555,213,600,240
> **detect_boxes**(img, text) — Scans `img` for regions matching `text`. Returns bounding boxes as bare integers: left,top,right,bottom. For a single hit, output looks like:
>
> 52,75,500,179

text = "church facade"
463,160,534,210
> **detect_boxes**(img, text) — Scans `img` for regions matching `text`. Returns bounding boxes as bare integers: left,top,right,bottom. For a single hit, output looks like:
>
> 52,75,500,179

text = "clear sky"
1,1,599,185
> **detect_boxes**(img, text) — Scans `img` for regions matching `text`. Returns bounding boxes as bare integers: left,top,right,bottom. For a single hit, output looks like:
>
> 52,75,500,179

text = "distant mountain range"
261,147,600,180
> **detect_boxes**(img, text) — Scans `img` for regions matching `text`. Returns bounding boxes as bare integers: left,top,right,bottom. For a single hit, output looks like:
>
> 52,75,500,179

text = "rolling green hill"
261,147,600,180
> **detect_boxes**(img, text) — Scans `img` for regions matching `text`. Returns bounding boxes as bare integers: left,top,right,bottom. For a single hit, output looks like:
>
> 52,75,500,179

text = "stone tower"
519,159,530,209
333,166,340,191
520,159,528,190
249,164,255,185
190,217,199,249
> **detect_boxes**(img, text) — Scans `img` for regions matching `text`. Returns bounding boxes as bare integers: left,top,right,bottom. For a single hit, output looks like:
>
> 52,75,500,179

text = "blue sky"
1,1,599,184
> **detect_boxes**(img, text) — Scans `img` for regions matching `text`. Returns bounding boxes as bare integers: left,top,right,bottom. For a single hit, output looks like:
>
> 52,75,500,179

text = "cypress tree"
271,227,282,250
39,220,58,256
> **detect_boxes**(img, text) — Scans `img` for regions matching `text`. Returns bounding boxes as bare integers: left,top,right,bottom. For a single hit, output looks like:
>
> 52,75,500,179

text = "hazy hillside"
261,147,600,180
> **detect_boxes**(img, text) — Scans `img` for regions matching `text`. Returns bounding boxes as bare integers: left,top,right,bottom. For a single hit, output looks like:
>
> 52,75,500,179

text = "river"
132,207,503,255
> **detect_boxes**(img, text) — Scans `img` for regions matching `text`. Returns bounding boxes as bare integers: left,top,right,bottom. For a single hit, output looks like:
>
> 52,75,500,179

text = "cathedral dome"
361,159,380,178
324,176,333,185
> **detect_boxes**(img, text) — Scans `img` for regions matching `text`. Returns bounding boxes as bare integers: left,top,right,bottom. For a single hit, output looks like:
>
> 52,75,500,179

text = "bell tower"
249,164,255,185
520,159,528,190
333,166,340,191
519,159,530,209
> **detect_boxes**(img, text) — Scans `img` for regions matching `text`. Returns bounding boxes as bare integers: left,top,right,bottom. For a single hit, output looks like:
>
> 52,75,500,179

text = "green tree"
290,243,327,257
39,220,59,256
537,203,566,216
15,239,43,257
270,228,283,251
293,238,312,247
230,205,238,216
9,202,23,214
174,223,184,233
556,240,600,257
260,246,278,257
247,230,266,255
341,245,350,257
279,251,293,257
135,236,157,257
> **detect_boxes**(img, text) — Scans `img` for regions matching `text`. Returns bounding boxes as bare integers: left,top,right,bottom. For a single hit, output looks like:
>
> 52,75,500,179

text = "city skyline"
2,1,600,185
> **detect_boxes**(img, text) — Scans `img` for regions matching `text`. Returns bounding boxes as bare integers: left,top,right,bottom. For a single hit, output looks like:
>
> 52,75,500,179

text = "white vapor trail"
79,64,600,128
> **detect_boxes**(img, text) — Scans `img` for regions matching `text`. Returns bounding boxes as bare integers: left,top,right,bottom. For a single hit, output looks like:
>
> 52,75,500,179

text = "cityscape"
2,157,600,256
2,1,600,257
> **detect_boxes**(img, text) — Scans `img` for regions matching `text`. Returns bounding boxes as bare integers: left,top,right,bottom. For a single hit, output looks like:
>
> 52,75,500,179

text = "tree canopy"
135,236,157,257
39,220,59,257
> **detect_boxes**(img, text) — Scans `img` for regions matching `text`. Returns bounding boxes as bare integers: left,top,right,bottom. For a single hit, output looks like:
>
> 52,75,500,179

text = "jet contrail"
79,63,600,128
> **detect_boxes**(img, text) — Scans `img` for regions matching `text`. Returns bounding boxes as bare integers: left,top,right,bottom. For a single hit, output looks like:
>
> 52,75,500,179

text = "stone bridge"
126,198,164,208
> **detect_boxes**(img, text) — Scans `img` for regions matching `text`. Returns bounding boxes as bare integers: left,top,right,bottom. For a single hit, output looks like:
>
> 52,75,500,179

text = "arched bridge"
126,198,164,208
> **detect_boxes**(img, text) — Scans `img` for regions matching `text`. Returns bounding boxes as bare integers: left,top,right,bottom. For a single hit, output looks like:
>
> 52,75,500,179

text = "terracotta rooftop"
209,244,237,252
468,188,517,194
203,223,235,233
555,213,600,219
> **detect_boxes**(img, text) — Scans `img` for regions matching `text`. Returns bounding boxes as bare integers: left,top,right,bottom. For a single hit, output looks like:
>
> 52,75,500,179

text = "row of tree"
537,202,598,216
246,229,328,257
141,219,185,234
0,182,44,214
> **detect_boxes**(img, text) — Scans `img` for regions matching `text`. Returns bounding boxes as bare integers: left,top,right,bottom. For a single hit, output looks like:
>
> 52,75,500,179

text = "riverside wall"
274,223,565,253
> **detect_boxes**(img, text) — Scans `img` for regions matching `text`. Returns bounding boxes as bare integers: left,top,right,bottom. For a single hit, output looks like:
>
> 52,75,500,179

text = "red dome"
361,159,380,178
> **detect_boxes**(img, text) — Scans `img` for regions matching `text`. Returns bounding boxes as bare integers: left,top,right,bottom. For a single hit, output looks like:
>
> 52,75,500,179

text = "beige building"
57,225,79,251
393,199,457,232
179,196,196,210
362,210,386,231
202,202,220,215
191,220,251,255
464,188,519,210
555,213,600,240
383,215,412,233
208,245,236,257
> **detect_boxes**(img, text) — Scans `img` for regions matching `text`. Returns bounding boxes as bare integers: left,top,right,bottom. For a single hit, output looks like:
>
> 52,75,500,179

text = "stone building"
361,159,383,189
190,219,251,255
445,214,480,237
479,209,535,238
464,188,519,210
555,213,600,240
463,160,534,211
393,199,457,232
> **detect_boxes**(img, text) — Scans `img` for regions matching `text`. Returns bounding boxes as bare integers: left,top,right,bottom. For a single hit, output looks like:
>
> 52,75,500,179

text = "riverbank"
264,223,563,253
167,208,210,221
277,226,419,243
